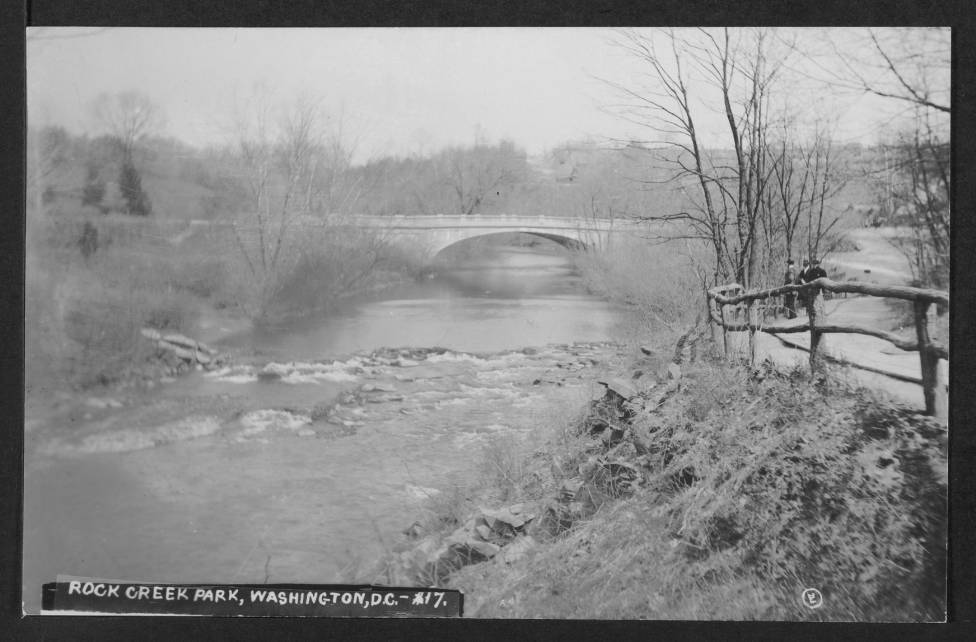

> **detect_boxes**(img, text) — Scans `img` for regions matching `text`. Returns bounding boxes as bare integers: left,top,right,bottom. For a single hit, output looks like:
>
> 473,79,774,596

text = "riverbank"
26,212,429,403
367,227,948,620
23,339,632,613
372,340,947,620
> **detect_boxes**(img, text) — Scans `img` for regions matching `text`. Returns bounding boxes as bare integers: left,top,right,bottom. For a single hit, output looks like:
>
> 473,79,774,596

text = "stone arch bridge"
348,214,621,256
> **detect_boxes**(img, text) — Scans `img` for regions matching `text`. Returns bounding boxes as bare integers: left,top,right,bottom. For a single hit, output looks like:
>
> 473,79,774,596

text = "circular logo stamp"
801,587,823,609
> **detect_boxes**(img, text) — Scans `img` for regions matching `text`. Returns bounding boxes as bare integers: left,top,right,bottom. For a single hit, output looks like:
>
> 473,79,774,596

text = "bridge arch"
429,230,586,258
351,214,618,259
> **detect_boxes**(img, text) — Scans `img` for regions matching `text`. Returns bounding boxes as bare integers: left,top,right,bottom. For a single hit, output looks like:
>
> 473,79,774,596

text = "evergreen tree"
81,163,106,209
118,157,152,216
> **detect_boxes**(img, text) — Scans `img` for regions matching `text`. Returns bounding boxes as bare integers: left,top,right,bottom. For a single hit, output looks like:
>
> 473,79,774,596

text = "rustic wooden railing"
707,279,948,416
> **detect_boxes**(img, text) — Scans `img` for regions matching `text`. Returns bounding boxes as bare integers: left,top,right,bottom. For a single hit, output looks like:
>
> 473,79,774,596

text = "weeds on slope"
449,358,947,621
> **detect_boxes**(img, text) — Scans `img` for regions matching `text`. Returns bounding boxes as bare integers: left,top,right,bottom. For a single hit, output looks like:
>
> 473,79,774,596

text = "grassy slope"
418,224,947,620
416,353,947,621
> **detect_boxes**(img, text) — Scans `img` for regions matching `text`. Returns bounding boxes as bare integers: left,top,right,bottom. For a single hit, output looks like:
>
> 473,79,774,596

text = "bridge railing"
707,279,948,416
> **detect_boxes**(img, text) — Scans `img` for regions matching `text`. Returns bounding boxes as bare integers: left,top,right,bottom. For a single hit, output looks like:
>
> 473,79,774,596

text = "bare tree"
227,93,378,316
767,124,845,265
26,126,70,213
441,140,527,215
883,109,949,290
91,91,163,161
811,28,950,115
792,28,950,290
90,91,163,216
607,28,787,289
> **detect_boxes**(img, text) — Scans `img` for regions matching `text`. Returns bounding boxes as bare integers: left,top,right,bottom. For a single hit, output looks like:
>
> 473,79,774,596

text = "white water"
23,243,627,613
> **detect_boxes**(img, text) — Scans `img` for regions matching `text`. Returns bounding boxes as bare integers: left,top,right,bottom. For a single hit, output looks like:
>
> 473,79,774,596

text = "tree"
91,91,163,161
882,110,949,290
91,91,162,216
118,158,152,216
226,93,370,315
440,140,527,215
766,123,844,267
797,28,950,289
26,126,70,212
81,162,106,210
607,28,788,289
815,28,950,115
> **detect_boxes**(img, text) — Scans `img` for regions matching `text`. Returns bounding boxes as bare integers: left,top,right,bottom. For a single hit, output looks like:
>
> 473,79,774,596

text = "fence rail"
706,278,948,416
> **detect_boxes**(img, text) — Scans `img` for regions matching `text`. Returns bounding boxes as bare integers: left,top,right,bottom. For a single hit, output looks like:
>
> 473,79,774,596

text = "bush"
573,238,706,345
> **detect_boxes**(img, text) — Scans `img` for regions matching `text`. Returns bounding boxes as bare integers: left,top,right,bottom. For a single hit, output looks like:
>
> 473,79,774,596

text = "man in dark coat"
796,258,811,312
806,259,828,282
802,258,829,314
783,259,798,319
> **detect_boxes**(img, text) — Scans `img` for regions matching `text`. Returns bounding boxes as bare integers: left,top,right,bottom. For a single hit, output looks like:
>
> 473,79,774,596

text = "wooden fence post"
720,302,730,360
805,287,824,375
914,299,938,416
747,299,757,366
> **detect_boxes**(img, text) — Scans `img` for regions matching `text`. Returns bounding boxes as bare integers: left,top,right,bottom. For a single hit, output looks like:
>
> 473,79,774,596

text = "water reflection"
240,242,620,357
23,238,624,613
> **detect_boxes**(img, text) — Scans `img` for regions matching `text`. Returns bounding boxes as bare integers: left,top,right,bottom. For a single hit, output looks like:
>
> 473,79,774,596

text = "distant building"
554,160,578,183
552,147,589,184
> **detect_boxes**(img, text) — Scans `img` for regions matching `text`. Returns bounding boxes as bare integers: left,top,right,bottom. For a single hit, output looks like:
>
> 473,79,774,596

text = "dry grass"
26,211,426,393
444,359,947,621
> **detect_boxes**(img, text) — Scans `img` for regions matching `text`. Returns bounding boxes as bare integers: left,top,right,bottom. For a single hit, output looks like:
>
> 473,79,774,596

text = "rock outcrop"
141,327,224,372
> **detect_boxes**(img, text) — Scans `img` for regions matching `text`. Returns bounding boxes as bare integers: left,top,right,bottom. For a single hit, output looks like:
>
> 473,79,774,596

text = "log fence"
707,279,948,416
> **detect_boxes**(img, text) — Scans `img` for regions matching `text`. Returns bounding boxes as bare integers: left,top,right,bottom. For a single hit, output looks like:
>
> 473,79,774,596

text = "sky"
26,27,947,163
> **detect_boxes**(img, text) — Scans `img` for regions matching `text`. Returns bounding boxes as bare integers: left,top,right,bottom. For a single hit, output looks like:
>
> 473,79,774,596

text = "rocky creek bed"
23,339,647,613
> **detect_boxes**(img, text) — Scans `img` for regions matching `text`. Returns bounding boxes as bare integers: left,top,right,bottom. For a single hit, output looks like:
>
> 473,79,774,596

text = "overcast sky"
26,27,944,163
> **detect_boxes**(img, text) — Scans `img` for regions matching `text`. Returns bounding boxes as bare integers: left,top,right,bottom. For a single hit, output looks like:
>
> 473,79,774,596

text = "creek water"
23,242,628,613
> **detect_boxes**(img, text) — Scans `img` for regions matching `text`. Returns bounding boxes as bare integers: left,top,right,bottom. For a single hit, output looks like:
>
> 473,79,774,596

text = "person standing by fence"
803,258,828,316
783,259,798,319
796,258,810,314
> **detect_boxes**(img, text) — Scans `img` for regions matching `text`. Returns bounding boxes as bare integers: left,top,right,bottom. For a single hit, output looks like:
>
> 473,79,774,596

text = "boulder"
427,536,501,582
162,333,217,355
500,536,537,565
257,369,282,382
480,506,531,531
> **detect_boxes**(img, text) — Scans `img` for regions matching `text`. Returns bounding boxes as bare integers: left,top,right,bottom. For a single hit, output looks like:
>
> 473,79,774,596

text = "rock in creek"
362,382,397,393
